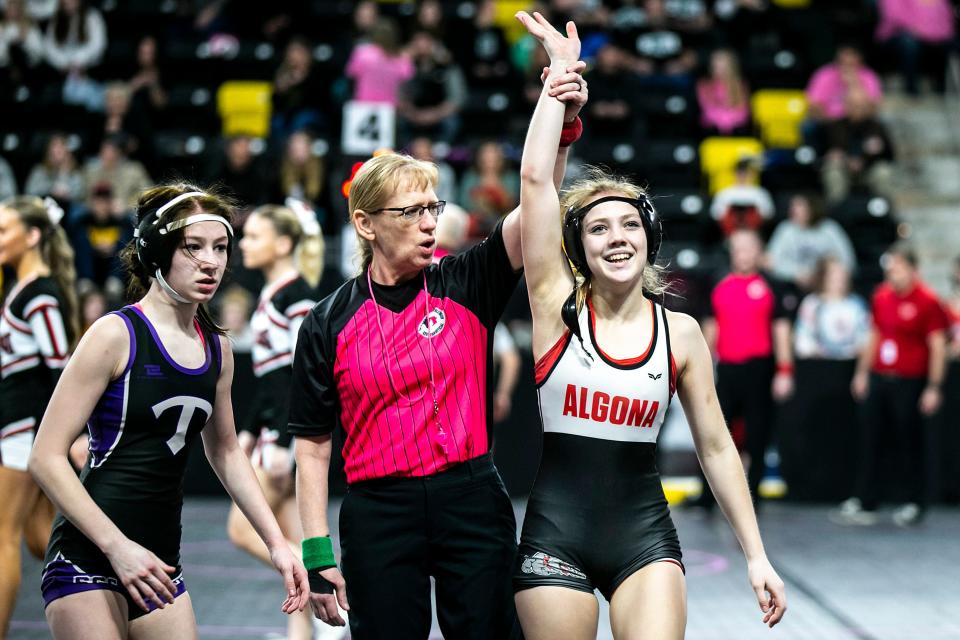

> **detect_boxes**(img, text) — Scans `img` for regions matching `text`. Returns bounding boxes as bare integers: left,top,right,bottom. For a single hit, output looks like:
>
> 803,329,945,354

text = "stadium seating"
751,89,807,148
699,137,764,194
216,81,273,138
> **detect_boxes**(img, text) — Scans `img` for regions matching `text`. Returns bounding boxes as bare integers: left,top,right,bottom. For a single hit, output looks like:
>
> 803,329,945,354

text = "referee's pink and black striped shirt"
288,221,520,483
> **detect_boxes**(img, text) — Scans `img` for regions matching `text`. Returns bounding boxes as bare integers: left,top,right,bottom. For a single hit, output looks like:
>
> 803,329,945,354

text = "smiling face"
358,180,439,279
580,194,649,288
165,220,230,303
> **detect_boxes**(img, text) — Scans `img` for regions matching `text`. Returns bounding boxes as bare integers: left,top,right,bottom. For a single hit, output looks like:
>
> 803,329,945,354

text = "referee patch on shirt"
418,308,446,338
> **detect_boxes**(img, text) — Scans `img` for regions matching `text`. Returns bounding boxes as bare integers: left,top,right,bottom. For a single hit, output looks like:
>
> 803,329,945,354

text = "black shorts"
514,475,683,601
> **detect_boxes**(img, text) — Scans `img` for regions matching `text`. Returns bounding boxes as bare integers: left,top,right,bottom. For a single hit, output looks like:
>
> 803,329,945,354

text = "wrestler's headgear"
134,191,234,303
560,194,662,356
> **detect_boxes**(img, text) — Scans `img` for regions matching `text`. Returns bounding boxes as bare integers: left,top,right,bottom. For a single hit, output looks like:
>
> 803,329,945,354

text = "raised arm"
500,60,588,271
202,337,309,614
670,311,787,628
516,11,581,357
29,315,180,613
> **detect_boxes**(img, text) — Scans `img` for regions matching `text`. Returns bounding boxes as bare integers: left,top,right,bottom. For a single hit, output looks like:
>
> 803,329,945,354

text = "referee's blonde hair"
348,153,439,273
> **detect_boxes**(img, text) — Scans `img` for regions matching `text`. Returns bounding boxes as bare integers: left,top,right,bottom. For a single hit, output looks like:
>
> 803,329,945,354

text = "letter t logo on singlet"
152,396,214,455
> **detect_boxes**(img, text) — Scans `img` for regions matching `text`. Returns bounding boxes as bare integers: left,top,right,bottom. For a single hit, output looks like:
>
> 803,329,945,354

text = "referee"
287,62,585,640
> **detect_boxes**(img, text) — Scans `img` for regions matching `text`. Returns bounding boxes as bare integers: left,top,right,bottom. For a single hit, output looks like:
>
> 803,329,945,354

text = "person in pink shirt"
344,18,413,106
875,0,955,95
697,48,751,136
803,45,882,150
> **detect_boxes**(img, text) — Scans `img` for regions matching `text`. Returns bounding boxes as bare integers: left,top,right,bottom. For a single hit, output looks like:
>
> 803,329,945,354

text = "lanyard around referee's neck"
366,267,448,455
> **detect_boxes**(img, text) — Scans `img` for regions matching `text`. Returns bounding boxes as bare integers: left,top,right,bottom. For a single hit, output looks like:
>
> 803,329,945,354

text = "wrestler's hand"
747,557,787,627
269,544,310,614
516,11,581,66
541,60,588,123
309,567,350,626
104,538,178,611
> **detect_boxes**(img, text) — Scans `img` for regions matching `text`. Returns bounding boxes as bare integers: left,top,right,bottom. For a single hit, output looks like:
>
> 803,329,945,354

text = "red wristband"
776,363,794,375
559,116,583,148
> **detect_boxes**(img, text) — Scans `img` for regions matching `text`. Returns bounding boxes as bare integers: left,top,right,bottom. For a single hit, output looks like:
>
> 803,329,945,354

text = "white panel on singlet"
537,302,672,444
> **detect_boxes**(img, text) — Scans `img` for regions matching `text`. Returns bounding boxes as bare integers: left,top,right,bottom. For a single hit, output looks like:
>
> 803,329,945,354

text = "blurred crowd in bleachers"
2,0,960,497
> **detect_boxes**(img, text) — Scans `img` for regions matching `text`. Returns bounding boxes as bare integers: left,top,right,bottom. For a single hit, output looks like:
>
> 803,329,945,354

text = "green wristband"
302,536,336,570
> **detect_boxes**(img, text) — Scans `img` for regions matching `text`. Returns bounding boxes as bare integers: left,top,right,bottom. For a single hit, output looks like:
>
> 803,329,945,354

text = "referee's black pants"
855,374,930,511
339,454,522,640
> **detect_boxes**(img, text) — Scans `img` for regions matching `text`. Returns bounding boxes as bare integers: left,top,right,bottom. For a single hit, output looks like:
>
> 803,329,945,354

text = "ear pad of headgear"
636,194,662,265
134,209,175,274
562,206,589,276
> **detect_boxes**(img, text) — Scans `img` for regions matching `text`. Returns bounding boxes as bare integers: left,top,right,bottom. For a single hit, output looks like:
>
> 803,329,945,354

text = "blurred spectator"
216,284,255,352
0,0,44,89
209,135,270,211
804,44,881,151
69,182,133,295
697,48,751,136
271,36,326,141
344,17,413,106
433,201,469,261
492,322,521,423
583,43,641,139
351,0,379,40
99,81,154,169
695,228,796,511
458,141,518,230
949,257,960,361
0,154,18,200
837,244,949,527
709,156,774,236
44,0,106,74
794,256,870,360
459,0,515,89
617,0,698,82
398,30,466,143
78,285,108,334
408,136,456,204
414,0,446,39
4,0,56,22
127,35,168,120
782,255,867,501
766,193,855,292
24,133,85,206
821,87,896,204
874,0,955,96
276,130,324,212
82,134,151,213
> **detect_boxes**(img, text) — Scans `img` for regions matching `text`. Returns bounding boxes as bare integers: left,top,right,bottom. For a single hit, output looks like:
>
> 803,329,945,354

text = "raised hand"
516,11,581,65
541,61,589,123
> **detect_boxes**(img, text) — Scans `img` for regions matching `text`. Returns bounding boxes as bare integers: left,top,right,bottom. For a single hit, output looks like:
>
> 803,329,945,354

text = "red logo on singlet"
0,332,11,354
561,384,660,427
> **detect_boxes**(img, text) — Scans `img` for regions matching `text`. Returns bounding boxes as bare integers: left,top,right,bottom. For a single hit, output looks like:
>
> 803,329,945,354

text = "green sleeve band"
302,536,336,570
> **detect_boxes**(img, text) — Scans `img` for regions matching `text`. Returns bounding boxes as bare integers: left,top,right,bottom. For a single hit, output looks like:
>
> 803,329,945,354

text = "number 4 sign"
341,101,396,155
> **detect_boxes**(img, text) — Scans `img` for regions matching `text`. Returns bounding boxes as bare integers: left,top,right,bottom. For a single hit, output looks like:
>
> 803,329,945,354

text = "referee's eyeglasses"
370,201,445,223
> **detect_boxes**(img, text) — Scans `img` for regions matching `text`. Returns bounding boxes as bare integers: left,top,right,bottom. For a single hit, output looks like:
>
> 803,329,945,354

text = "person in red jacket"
834,244,948,526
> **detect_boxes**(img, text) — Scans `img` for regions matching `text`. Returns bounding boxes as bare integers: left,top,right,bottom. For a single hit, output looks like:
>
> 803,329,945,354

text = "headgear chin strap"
133,191,235,303
559,194,662,355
